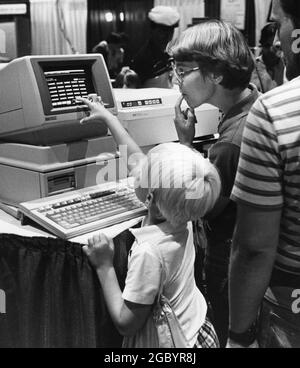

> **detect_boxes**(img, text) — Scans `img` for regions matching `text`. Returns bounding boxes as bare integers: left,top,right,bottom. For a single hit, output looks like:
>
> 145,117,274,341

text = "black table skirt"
0,227,137,348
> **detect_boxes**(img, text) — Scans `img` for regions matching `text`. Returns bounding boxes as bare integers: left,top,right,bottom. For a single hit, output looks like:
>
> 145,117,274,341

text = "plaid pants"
194,318,220,348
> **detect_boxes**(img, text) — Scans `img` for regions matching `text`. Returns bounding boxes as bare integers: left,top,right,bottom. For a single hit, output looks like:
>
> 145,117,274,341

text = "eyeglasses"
171,63,200,83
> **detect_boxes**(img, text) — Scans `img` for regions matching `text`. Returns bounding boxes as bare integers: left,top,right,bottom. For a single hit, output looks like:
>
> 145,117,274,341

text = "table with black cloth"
0,222,141,348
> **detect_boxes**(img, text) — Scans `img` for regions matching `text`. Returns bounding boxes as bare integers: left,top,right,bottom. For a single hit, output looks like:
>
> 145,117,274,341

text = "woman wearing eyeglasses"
170,20,260,347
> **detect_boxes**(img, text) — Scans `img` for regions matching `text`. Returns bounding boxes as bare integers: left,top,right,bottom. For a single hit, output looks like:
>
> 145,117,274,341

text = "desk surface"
0,208,144,244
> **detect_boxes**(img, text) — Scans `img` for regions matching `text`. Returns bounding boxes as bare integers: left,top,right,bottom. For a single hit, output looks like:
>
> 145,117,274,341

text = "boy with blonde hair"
77,95,221,348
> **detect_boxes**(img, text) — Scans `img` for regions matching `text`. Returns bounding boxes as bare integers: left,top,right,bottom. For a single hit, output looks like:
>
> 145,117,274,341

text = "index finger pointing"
76,96,92,108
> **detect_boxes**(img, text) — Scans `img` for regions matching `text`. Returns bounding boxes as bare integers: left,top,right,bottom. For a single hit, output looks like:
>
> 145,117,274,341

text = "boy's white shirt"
122,220,207,347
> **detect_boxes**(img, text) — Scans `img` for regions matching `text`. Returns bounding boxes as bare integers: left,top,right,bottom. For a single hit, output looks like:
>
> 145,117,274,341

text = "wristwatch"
228,322,257,347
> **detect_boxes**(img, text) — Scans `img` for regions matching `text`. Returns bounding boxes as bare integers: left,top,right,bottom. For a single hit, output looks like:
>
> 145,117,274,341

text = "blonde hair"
133,143,221,226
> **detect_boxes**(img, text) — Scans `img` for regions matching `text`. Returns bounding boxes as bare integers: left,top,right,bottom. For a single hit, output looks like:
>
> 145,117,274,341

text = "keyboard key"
90,190,115,199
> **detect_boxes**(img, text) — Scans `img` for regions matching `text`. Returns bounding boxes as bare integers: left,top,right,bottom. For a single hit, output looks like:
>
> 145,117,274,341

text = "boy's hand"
83,233,115,269
174,96,196,148
76,94,113,124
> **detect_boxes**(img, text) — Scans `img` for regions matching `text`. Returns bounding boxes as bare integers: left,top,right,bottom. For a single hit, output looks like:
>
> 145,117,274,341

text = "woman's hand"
83,233,115,269
174,96,196,148
76,94,113,125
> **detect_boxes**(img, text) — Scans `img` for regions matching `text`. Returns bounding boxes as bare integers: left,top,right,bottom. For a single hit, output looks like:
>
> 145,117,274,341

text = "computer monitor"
0,54,117,145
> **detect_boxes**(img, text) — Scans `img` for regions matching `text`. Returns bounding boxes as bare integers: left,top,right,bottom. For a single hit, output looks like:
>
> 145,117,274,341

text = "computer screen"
43,66,97,110
0,54,117,145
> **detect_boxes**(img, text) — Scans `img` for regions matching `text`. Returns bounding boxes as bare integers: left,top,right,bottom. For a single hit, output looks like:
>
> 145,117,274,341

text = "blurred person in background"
115,67,141,89
251,22,285,92
93,32,127,79
130,6,179,88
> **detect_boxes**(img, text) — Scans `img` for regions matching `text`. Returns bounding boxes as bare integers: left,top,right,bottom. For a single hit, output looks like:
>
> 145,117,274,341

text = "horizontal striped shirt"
231,77,300,275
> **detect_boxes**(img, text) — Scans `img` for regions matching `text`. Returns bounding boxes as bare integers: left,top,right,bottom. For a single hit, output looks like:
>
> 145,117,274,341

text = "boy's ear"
146,192,165,221
145,192,154,208
208,72,223,85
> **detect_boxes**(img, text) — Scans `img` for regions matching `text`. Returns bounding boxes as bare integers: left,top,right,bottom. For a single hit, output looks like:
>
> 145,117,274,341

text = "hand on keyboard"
76,94,112,125
83,233,115,269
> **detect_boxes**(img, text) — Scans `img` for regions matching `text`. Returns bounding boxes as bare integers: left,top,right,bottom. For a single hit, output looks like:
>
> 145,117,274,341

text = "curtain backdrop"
205,0,220,19
28,0,271,56
122,0,154,63
254,0,272,46
30,0,87,55
154,0,205,36
87,0,153,63
244,0,255,47
86,0,120,53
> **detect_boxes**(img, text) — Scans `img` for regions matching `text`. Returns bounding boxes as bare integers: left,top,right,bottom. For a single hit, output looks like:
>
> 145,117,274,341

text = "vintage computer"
0,54,123,203
0,55,219,239
0,54,147,238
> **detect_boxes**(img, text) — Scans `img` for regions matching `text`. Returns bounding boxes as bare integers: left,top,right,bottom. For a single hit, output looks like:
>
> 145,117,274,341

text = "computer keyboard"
19,178,147,239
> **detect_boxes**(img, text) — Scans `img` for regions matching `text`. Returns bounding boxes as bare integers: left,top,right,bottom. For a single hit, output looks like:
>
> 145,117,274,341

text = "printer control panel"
121,98,162,109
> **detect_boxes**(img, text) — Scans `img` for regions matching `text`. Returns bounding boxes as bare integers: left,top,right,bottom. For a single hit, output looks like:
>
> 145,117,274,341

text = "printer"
114,87,220,152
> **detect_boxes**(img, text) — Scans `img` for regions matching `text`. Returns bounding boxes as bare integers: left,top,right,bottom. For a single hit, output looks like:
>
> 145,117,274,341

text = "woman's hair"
133,143,221,226
280,0,300,28
170,20,254,90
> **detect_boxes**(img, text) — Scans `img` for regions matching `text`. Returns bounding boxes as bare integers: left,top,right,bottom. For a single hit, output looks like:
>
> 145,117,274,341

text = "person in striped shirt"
228,0,300,348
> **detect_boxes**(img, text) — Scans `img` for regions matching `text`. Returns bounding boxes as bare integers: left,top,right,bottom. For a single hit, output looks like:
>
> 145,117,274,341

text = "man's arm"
229,203,281,333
